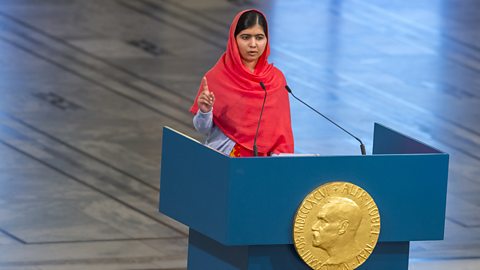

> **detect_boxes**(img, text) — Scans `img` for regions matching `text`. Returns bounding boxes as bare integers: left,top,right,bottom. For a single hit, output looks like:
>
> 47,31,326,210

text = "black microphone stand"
253,82,267,156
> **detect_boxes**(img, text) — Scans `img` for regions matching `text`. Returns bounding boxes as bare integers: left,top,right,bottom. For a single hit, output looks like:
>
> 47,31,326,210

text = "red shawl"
190,9,294,155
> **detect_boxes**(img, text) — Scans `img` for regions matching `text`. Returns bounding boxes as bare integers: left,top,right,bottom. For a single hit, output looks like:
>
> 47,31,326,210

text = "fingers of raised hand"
202,77,209,92
201,91,214,104
206,92,214,104
199,96,211,106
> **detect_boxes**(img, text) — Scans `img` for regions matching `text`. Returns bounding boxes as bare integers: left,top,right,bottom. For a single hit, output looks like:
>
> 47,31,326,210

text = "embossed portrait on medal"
293,182,381,270
311,197,363,266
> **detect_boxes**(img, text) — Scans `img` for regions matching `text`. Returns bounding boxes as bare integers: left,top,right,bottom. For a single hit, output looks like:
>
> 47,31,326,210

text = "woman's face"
235,24,267,64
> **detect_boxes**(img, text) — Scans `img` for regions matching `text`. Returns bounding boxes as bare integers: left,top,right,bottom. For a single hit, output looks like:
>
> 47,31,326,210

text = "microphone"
253,82,267,156
285,85,366,155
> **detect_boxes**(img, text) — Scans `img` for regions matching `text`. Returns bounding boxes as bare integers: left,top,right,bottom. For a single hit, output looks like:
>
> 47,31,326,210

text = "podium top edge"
230,152,448,159
162,126,228,158
163,125,449,158
163,126,198,141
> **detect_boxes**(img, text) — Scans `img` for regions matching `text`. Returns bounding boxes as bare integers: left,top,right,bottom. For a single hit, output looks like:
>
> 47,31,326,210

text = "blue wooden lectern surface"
159,123,449,270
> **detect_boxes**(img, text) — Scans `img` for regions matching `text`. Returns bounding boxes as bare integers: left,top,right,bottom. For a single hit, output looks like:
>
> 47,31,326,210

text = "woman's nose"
248,38,257,47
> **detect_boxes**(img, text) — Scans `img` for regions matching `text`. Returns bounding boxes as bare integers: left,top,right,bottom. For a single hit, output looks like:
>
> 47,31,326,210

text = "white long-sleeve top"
193,109,235,155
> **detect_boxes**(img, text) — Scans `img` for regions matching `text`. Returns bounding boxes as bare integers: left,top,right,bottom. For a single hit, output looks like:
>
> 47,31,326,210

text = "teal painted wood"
356,242,410,270
188,230,409,270
225,153,447,245
159,124,449,246
159,127,231,242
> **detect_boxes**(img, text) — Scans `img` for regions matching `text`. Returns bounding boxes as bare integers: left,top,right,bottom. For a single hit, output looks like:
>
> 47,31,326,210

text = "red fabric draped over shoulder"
190,9,294,155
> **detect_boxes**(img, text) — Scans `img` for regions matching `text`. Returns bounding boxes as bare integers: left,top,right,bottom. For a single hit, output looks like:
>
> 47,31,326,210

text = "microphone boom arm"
285,86,366,155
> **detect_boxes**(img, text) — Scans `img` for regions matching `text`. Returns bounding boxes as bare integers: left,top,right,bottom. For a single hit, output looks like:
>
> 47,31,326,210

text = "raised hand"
197,76,215,113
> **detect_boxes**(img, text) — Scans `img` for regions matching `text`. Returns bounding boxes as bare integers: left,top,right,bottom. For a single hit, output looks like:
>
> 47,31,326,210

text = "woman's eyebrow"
241,33,264,36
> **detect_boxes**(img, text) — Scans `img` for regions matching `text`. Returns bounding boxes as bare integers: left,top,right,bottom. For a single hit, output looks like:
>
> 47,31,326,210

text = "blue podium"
159,123,449,270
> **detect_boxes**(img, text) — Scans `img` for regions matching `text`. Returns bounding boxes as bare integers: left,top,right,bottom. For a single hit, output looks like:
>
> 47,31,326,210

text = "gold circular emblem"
293,181,381,270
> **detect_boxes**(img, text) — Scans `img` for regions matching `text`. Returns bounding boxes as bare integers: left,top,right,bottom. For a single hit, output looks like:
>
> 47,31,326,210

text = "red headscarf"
190,9,294,155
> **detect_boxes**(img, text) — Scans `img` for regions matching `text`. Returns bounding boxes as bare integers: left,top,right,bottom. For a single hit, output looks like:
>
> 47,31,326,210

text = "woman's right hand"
198,76,215,113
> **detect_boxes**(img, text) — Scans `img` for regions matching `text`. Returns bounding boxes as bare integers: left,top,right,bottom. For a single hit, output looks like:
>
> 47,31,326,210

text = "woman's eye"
256,36,265,41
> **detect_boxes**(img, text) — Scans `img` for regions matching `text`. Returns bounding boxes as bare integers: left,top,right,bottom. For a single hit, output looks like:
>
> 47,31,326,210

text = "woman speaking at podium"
190,9,294,157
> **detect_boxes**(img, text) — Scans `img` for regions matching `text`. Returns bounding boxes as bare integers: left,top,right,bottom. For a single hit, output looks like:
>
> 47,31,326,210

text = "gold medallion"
293,182,381,270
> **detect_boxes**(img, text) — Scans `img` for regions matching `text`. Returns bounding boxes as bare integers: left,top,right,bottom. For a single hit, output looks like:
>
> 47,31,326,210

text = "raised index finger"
202,76,209,92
